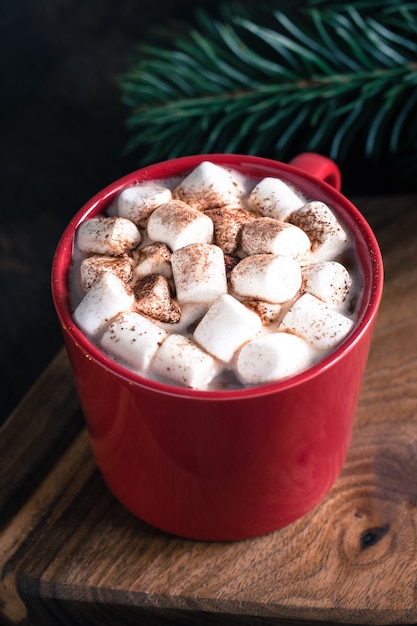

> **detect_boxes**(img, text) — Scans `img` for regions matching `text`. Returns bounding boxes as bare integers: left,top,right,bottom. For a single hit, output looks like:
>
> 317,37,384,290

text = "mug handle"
289,152,341,191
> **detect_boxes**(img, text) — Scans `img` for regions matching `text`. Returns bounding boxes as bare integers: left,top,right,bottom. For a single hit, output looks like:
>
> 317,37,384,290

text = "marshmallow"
134,274,181,323
76,217,142,256
174,161,242,210
248,177,306,220
240,217,311,260
171,243,227,304
193,294,262,363
133,242,172,279
302,261,352,306
288,201,348,259
146,200,213,251
204,207,256,254
230,254,302,304
280,293,354,350
236,332,314,384
155,302,209,335
117,183,172,226
80,255,132,292
101,311,168,371
243,300,282,325
73,272,134,337
151,334,220,389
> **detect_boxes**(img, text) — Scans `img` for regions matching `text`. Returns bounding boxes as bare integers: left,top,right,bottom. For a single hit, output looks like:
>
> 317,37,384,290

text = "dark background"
0,1,413,423
0,0,211,423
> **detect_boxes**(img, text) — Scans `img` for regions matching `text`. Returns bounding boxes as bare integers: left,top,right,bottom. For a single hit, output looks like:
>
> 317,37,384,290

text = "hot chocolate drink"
69,161,362,390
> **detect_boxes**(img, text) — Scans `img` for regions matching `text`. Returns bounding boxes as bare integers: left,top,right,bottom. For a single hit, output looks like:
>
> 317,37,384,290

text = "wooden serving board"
1,195,417,626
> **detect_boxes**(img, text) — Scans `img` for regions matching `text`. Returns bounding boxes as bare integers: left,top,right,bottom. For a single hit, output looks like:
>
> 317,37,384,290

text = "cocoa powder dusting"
136,242,171,264
204,207,256,254
224,254,240,280
289,211,329,251
155,201,201,229
175,185,229,210
134,274,181,323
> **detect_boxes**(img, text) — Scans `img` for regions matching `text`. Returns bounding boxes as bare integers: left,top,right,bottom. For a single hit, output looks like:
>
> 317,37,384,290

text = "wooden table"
1,194,417,626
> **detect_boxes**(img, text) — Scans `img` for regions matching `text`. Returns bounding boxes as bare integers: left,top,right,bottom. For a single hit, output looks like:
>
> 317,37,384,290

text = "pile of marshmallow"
72,161,357,389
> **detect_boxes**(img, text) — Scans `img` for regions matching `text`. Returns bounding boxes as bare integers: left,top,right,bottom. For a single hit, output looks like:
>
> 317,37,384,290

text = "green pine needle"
119,0,417,177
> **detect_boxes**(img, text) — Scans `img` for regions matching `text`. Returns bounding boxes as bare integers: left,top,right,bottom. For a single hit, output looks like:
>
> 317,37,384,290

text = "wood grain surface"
1,194,417,626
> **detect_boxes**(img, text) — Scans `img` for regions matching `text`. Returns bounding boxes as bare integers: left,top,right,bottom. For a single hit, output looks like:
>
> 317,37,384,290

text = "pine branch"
119,0,417,178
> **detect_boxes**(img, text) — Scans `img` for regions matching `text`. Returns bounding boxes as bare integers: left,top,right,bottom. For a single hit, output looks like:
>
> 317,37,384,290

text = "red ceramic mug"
51,153,383,541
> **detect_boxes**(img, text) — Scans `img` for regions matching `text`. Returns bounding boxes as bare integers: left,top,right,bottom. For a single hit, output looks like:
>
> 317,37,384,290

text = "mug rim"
51,153,384,400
